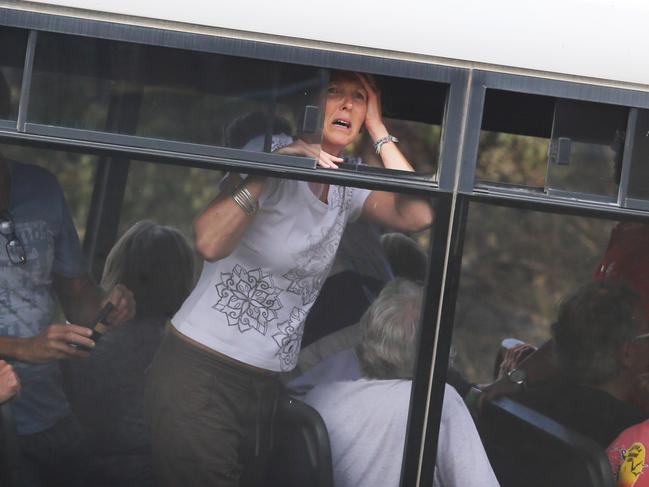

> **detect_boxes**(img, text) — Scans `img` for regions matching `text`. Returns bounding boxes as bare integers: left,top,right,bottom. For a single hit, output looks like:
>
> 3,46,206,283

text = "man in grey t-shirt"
303,279,500,487
0,157,135,487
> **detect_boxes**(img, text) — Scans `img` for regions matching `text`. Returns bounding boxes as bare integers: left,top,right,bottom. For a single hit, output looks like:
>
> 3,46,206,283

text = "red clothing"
595,223,649,317
607,420,649,487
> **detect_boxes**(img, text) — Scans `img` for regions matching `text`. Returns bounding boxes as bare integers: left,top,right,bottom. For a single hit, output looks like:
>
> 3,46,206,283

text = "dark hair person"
145,70,434,487
70,221,195,487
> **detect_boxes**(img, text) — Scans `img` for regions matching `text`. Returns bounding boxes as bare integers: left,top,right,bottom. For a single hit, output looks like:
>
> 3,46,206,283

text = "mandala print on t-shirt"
273,307,307,371
283,219,345,305
214,265,283,335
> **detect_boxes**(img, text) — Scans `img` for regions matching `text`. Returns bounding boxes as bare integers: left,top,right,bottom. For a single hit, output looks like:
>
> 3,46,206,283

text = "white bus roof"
13,0,649,89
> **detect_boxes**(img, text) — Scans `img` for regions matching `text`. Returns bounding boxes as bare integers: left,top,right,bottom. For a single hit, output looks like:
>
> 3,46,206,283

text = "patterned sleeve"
347,186,371,223
51,174,87,278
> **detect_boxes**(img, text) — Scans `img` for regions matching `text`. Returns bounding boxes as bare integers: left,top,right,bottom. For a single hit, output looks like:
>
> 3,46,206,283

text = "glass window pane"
545,99,626,198
3,150,440,485
0,142,98,240
341,74,445,177
29,32,327,155
451,201,649,485
0,27,28,121
627,108,649,202
477,90,627,201
476,90,553,189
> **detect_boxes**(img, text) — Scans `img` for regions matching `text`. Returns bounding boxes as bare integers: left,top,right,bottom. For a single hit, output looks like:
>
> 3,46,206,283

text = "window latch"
548,137,572,165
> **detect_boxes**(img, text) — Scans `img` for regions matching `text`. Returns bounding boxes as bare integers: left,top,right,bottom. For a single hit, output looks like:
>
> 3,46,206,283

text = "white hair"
357,278,424,380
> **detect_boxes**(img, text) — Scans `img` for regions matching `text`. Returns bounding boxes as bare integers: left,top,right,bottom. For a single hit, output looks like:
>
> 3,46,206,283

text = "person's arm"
358,76,434,231
476,339,559,408
0,324,95,363
0,274,136,364
193,174,267,261
53,274,135,328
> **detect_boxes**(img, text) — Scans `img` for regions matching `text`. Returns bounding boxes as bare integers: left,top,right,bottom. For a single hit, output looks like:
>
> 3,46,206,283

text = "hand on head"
356,74,385,137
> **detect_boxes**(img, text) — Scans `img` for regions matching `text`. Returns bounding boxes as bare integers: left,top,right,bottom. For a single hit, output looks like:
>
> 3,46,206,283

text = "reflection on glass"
29,32,326,154
0,27,28,121
455,204,649,487
477,130,548,188
452,203,616,384
627,109,649,201
545,99,626,198
0,143,97,239
115,164,437,485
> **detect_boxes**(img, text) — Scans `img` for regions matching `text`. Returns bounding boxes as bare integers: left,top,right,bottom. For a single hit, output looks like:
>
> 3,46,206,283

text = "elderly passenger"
145,70,434,486
303,279,499,487
517,281,648,447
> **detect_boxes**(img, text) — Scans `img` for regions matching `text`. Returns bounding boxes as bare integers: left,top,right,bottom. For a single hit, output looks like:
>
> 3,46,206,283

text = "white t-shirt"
303,380,500,487
172,177,370,371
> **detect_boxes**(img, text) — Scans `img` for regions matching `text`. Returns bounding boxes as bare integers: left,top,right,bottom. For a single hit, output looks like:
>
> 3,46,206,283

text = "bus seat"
0,402,20,487
264,394,333,487
478,396,615,487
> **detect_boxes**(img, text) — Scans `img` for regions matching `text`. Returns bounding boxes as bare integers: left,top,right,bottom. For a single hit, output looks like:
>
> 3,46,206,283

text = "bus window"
545,99,626,200
338,74,445,178
28,32,327,158
0,26,28,122
118,160,224,242
451,202,616,385
476,89,628,202
55,162,440,487
449,200,649,486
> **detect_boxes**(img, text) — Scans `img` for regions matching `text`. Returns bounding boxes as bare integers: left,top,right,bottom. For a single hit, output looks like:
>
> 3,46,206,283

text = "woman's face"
321,77,368,154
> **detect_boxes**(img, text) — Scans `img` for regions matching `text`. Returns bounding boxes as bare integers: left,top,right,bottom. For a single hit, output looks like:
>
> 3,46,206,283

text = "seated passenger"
515,281,647,447
69,220,195,487
303,278,499,487
607,418,649,487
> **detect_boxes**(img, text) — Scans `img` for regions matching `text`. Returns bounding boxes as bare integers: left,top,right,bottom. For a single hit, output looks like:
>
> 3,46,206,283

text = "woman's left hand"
358,75,387,139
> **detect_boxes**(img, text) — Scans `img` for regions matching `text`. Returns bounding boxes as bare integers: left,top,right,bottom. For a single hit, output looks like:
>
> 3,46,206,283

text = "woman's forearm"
194,175,266,261
367,123,415,173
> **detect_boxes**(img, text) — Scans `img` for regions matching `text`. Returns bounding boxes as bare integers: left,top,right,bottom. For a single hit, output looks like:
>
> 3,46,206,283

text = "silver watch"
507,368,527,388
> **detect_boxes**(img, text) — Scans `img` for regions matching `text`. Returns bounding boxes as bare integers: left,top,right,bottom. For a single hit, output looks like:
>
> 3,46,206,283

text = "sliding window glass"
28,32,327,161
0,27,28,122
476,90,627,202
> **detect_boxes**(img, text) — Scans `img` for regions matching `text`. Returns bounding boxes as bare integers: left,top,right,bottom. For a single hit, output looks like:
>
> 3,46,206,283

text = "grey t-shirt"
304,380,500,487
1,161,86,434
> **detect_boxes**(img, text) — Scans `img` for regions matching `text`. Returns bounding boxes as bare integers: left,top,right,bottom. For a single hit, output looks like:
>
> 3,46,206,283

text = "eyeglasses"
0,210,26,265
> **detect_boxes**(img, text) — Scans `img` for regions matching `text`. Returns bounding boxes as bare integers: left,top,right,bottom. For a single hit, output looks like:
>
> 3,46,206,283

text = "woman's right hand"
275,140,343,169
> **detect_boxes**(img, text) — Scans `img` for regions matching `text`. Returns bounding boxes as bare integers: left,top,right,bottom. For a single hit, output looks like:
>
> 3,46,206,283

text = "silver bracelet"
232,185,259,216
374,134,399,154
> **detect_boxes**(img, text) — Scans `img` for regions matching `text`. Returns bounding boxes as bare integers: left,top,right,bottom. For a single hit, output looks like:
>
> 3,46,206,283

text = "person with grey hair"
517,280,648,447
69,220,196,487
303,278,499,487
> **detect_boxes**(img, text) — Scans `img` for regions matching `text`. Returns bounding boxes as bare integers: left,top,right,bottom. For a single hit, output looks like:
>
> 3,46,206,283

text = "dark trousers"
145,331,279,487
17,414,89,487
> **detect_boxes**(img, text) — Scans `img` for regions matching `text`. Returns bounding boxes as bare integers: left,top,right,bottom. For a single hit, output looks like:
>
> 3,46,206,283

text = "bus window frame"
460,70,649,205
0,7,468,187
